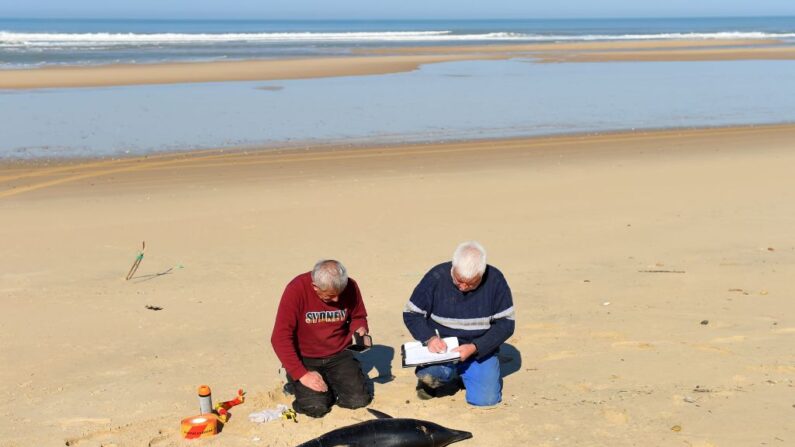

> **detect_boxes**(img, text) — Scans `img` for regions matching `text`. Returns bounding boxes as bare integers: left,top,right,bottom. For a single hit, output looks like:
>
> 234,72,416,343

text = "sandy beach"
1,39,794,89
1,125,794,446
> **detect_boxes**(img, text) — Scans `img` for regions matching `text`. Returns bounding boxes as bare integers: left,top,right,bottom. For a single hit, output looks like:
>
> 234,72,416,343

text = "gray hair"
452,241,487,280
311,259,348,292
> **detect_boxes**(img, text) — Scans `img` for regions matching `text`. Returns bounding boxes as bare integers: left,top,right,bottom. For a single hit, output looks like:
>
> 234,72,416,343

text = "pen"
435,329,446,353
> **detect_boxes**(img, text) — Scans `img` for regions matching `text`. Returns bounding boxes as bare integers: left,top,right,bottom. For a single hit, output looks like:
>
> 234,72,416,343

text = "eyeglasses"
451,268,482,292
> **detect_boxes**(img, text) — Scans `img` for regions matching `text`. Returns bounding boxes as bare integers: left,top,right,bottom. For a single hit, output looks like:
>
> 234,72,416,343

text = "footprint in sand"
65,431,115,447
147,432,175,447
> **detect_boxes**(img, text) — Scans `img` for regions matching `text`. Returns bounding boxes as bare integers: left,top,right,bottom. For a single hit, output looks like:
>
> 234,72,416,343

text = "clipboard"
401,337,461,368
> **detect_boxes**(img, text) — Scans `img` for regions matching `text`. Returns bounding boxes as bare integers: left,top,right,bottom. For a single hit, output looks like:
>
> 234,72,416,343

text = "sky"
2,0,795,20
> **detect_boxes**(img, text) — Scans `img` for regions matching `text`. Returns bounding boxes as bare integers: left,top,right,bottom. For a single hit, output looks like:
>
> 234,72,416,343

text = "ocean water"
2,17,795,160
2,59,794,160
1,17,795,68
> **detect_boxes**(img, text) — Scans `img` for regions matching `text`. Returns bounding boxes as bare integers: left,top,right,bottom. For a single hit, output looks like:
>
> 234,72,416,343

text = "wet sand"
0,39,793,89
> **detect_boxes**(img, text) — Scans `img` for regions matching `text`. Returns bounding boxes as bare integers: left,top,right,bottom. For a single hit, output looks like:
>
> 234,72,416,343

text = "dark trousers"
289,349,372,418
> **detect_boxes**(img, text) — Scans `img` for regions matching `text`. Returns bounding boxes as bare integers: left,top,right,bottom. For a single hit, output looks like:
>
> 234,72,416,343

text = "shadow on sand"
498,343,522,378
356,344,395,384
132,267,174,283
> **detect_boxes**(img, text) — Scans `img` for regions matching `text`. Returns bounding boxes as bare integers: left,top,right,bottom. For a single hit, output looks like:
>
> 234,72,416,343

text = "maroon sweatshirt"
270,272,368,380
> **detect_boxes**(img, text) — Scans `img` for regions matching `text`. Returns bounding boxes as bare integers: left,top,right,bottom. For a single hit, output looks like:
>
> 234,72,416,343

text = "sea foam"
2,30,794,48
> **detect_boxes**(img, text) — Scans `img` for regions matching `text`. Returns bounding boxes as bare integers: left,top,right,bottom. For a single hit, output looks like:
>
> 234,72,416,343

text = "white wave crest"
1,30,793,48
0,30,455,46
536,31,795,41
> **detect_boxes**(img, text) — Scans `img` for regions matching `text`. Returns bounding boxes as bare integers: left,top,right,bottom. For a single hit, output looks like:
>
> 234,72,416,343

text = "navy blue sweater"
403,262,515,359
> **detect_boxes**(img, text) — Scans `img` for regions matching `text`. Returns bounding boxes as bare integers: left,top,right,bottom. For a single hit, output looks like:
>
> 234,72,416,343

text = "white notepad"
401,337,461,367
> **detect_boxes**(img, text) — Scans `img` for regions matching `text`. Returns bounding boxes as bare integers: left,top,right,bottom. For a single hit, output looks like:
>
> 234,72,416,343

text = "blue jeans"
416,353,501,406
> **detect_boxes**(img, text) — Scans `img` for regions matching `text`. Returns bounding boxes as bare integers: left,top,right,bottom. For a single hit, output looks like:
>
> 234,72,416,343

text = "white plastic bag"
248,404,290,423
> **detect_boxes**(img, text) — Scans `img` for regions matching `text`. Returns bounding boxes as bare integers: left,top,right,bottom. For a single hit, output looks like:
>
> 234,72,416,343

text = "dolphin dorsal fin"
367,409,393,419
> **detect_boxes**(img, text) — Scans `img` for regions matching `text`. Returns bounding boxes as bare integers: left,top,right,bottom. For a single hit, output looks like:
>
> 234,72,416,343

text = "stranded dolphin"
295,409,473,447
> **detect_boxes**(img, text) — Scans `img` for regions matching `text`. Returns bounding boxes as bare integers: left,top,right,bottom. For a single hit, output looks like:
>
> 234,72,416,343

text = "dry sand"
0,39,793,89
1,125,794,446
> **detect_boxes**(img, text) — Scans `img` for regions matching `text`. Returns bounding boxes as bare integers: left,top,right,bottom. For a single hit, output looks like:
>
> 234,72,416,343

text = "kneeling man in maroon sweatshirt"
271,259,372,417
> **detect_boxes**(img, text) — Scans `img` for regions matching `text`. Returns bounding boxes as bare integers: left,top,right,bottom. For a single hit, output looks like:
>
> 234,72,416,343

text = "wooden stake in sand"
125,241,146,280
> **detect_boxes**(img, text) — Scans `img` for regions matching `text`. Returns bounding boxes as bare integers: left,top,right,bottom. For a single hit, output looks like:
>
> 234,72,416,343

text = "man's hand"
427,336,448,353
298,371,328,393
452,343,477,362
355,326,368,337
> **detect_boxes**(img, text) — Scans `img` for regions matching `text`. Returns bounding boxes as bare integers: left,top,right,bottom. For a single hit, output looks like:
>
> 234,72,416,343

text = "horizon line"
2,14,794,22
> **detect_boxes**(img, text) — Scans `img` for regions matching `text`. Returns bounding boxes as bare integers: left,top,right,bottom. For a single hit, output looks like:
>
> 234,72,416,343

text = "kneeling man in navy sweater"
403,241,515,406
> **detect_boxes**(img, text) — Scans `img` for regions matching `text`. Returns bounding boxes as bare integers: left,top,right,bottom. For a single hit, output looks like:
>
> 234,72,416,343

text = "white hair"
311,259,348,292
451,241,487,280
